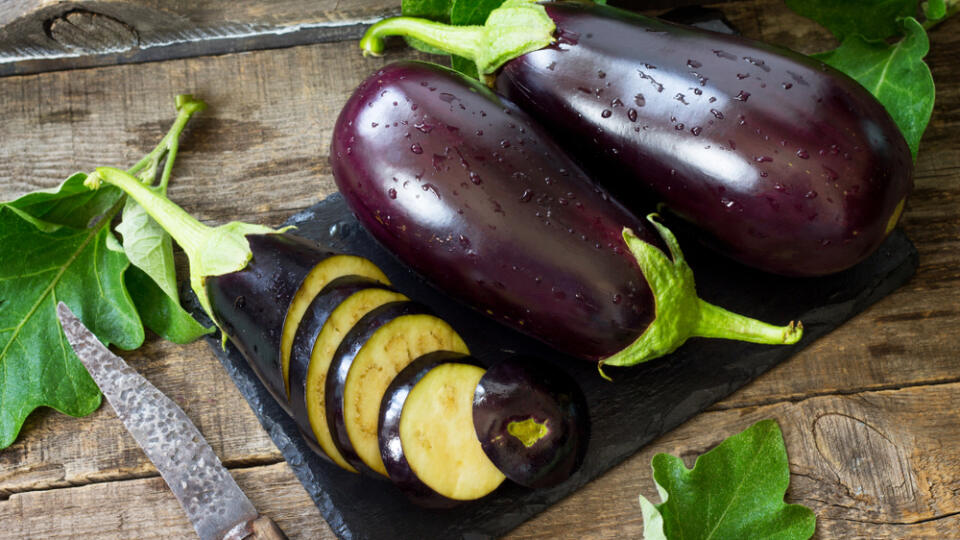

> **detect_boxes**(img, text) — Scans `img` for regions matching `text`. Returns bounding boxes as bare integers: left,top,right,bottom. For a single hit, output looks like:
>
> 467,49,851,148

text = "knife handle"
223,515,288,540
247,515,288,540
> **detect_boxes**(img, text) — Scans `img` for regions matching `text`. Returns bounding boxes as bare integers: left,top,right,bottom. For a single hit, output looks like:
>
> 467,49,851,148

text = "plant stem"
127,96,206,184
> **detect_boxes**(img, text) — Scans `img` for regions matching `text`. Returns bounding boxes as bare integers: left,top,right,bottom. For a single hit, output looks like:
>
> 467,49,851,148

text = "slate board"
201,191,917,540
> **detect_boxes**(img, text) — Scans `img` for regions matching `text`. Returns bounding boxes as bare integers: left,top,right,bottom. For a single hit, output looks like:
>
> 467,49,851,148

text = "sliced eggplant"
206,234,334,407
327,301,469,476
473,357,589,489
280,254,389,396
288,275,396,446
398,362,506,500
304,287,409,473
379,351,486,507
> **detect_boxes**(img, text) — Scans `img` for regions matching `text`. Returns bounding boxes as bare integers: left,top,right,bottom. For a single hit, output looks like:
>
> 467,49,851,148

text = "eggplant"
381,355,506,502
378,351,492,507
287,275,395,449
326,300,469,476
294,284,409,473
330,61,800,367
360,0,913,276
473,356,588,489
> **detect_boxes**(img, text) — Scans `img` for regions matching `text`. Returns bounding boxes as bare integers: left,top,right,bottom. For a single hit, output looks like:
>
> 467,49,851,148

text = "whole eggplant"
330,61,800,367
360,1,913,276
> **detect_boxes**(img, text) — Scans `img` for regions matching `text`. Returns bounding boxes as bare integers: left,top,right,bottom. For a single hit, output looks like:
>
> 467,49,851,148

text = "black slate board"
201,192,917,540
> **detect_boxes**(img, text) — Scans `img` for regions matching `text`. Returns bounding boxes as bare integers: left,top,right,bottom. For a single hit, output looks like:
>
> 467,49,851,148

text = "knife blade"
57,302,287,540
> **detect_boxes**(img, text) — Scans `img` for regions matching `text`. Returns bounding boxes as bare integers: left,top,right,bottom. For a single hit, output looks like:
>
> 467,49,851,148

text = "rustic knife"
57,302,287,540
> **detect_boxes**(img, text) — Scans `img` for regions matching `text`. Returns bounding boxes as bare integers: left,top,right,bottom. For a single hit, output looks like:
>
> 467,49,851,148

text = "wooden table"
1,1,958,538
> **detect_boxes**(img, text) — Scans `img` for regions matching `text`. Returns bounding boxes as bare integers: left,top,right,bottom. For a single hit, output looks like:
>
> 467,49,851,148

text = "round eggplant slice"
305,287,409,473
473,357,589,489
327,301,469,477
288,275,396,446
207,234,334,409
400,362,506,500
379,351,478,507
280,254,390,398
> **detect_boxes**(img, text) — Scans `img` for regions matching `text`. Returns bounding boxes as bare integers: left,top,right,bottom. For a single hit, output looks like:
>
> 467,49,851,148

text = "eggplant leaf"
126,266,212,344
814,17,934,158
784,0,918,40
0,204,144,448
7,173,122,230
639,419,815,540
117,194,179,300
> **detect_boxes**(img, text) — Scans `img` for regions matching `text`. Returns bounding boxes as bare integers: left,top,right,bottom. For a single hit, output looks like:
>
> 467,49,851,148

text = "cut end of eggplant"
400,362,506,500
473,357,589,489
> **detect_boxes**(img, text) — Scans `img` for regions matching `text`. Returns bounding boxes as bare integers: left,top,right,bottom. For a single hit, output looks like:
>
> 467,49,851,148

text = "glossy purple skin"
288,275,394,445
331,61,662,361
207,234,333,410
473,357,589,489
325,300,431,477
496,2,913,276
378,351,479,508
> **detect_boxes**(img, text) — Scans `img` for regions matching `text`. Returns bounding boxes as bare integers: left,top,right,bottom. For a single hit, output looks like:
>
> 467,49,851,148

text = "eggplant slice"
327,301,469,476
288,276,396,447
400,362,506,500
280,254,389,397
305,287,409,473
473,357,589,488
379,352,488,507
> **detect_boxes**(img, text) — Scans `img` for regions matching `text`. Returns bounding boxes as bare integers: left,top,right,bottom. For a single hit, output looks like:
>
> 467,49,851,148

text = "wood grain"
2,383,958,538
0,0,958,538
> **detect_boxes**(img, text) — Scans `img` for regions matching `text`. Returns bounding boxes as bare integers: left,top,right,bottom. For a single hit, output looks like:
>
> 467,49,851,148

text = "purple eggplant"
473,356,588,489
330,61,800,368
360,0,913,276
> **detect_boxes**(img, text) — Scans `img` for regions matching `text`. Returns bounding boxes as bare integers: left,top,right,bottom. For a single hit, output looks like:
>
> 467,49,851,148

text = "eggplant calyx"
86,166,275,330
360,0,555,78
599,214,803,372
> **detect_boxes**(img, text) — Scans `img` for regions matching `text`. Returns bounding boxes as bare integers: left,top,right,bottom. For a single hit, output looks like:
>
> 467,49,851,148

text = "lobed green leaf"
0,205,144,447
784,0,918,40
814,17,934,158
639,419,815,540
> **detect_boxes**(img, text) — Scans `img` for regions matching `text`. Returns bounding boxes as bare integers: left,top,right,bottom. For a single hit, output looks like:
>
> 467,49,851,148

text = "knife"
57,302,288,540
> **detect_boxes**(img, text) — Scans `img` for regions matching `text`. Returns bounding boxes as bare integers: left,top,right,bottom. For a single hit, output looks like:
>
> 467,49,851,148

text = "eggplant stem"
600,215,802,369
359,0,556,77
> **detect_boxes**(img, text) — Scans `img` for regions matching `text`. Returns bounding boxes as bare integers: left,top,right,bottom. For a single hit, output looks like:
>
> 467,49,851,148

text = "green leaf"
449,0,505,77
0,205,144,448
116,194,179,300
924,0,947,19
7,173,123,230
126,266,212,344
784,0,917,40
814,17,934,158
639,420,816,540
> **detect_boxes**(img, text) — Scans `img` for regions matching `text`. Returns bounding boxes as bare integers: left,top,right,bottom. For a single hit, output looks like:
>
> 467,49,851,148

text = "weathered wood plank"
0,0,728,76
3,383,959,538
0,0,958,503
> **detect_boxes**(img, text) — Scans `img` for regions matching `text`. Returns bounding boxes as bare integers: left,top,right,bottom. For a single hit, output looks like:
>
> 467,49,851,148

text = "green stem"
127,95,206,181
87,166,275,328
598,215,802,373
90,167,211,256
361,18,485,59
360,0,556,77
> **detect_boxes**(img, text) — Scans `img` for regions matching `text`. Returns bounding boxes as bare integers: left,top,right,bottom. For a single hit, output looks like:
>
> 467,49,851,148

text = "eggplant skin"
473,356,589,489
207,233,333,408
496,2,913,276
331,61,663,361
